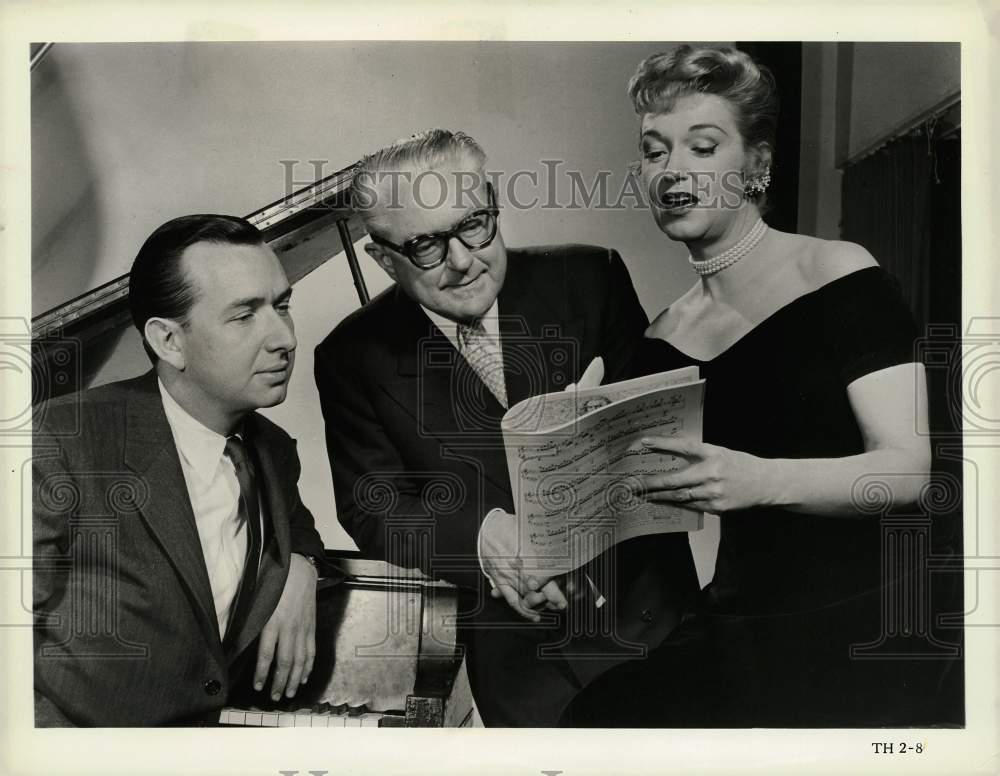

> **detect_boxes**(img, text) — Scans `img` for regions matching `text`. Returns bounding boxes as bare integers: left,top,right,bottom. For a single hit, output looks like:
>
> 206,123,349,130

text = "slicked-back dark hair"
128,214,264,362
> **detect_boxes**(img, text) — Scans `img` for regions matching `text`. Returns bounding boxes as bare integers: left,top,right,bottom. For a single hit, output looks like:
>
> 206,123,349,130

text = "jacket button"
640,609,654,623
204,679,222,696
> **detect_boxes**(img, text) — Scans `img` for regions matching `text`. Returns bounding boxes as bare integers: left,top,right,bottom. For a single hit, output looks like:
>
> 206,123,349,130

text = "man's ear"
365,242,398,281
144,317,186,370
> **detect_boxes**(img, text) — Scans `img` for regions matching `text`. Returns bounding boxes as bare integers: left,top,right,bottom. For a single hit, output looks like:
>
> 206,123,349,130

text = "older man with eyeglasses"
314,129,697,726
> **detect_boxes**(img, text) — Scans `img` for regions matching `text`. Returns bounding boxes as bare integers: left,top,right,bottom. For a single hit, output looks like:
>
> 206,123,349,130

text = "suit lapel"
497,253,584,405
378,289,511,494
379,264,584,499
123,372,221,650
384,288,490,438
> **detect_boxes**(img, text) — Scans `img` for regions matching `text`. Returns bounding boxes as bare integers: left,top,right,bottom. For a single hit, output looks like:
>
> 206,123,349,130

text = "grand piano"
31,154,474,728
221,557,471,728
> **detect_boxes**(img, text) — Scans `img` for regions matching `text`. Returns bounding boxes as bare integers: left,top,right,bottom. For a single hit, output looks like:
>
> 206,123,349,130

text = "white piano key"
260,712,279,727
361,713,383,728
310,713,330,727
329,714,348,728
295,712,314,727
344,716,362,727
219,709,246,725
277,713,296,727
244,711,262,726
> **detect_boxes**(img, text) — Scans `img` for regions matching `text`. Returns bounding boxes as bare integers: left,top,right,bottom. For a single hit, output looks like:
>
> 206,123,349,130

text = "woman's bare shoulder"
778,232,879,287
810,237,879,281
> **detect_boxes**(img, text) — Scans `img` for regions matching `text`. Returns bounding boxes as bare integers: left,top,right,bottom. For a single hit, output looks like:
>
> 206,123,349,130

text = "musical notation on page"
501,367,705,575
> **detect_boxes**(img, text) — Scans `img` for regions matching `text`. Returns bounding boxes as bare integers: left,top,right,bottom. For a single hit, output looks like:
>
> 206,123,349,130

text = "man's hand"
523,570,596,611
523,577,570,611
564,356,605,392
478,358,608,620
478,508,561,622
253,553,318,700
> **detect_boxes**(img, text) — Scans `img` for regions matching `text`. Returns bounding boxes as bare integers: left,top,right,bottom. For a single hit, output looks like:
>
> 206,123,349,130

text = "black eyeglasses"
369,184,499,270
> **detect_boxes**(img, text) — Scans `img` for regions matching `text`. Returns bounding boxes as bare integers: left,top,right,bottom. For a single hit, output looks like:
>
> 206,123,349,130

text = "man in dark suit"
33,215,330,726
314,130,698,726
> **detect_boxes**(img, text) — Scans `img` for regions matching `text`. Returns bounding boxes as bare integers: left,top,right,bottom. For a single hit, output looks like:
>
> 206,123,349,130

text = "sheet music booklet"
500,366,704,576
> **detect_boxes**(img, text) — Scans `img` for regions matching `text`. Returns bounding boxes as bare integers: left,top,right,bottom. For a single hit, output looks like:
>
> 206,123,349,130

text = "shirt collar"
158,378,230,488
420,299,501,352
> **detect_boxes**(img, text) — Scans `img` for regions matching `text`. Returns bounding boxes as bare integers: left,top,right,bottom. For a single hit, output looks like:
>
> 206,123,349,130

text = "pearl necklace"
688,218,768,276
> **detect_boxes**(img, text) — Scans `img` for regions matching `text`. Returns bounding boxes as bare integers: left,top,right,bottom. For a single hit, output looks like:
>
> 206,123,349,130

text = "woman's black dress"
566,267,958,727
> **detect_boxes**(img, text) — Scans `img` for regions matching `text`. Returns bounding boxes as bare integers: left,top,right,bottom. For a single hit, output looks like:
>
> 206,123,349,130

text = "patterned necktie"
223,434,262,646
457,319,508,409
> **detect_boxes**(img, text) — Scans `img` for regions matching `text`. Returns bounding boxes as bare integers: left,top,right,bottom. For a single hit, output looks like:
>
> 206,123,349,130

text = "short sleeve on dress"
825,268,919,386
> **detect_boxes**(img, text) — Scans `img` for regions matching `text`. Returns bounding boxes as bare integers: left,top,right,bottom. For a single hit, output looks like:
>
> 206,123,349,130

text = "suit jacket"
32,371,327,727
315,245,699,724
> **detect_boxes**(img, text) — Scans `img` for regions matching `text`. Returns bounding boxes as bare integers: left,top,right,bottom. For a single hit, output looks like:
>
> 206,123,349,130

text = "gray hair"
350,129,488,232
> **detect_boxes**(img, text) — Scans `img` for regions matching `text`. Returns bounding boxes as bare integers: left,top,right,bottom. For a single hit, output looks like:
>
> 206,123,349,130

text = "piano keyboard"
217,564,464,728
219,703,405,728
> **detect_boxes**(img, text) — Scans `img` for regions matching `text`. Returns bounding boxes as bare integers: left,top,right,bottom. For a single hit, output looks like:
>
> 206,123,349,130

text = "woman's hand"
633,436,778,514
634,365,930,519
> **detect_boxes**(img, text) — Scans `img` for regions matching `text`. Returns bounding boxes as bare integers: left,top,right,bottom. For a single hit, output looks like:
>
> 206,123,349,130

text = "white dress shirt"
158,379,254,638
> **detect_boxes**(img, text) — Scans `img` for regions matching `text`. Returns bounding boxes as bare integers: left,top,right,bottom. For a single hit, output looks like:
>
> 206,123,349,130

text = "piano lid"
32,160,368,340
31,160,372,403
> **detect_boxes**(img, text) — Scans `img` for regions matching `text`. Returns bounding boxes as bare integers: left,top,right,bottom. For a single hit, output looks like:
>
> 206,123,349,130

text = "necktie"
457,320,508,409
223,434,262,647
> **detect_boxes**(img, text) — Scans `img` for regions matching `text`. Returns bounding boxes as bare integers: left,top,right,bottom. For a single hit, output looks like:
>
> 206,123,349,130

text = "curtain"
840,127,961,332
842,125,964,725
